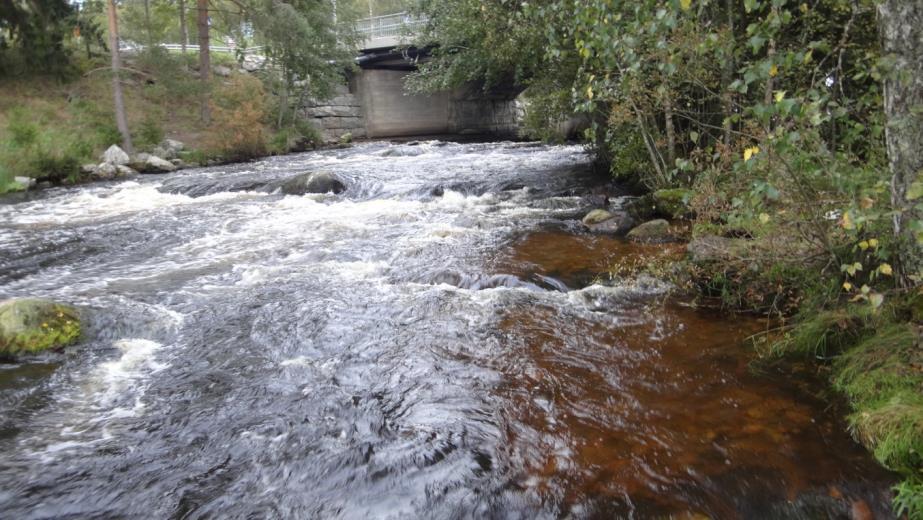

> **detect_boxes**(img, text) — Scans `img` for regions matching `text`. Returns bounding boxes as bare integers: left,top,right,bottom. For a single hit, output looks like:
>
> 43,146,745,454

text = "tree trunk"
197,0,211,124
106,0,133,154
663,92,676,168
721,0,736,146
879,0,923,283
179,0,188,53
143,0,153,47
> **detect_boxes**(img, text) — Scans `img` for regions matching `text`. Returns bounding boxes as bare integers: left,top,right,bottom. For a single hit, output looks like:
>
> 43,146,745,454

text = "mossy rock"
0,298,81,358
652,188,693,219
627,219,673,243
582,209,614,226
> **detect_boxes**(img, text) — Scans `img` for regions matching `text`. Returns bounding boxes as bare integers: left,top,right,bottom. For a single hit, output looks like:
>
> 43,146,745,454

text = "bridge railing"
355,12,426,40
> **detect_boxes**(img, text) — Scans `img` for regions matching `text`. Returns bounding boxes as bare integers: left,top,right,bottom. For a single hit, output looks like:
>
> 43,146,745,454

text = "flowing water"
0,141,895,518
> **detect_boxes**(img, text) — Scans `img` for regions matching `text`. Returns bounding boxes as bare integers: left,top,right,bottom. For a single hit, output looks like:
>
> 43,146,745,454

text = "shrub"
205,75,268,161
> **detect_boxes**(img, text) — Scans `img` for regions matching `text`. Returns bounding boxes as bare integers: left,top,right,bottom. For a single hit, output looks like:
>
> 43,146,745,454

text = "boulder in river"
0,298,81,358
143,155,177,173
101,144,130,166
276,172,346,195
627,219,673,243
581,209,635,234
92,162,118,180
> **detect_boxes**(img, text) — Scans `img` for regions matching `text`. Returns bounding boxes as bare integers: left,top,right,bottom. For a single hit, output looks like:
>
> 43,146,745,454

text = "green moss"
0,298,81,357
652,188,693,219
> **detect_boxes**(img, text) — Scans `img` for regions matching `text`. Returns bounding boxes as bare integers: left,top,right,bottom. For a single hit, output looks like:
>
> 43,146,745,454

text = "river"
0,141,895,518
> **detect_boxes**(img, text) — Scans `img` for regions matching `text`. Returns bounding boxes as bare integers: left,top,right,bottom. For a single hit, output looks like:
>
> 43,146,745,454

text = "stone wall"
300,83,367,143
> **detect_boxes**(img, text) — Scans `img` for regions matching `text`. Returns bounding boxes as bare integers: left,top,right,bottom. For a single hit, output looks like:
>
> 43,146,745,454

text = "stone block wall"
300,83,367,143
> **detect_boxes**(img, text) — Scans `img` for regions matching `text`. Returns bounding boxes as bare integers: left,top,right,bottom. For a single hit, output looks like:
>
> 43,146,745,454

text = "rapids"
0,141,895,518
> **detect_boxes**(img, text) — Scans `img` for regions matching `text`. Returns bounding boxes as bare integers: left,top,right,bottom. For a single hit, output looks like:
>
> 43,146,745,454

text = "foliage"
0,0,76,77
205,75,268,161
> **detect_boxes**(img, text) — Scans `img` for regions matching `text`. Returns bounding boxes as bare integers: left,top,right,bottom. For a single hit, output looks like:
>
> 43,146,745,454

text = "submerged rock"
0,298,81,358
627,219,673,243
276,172,346,195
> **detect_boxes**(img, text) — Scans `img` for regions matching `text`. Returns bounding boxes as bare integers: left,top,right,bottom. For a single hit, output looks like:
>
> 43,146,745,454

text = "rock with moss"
627,219,673,243
581,209,635,234
0,298,81,358
652,188,694,219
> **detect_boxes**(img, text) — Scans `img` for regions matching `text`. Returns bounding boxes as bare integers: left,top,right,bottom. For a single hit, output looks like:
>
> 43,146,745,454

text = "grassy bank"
0,50,321,194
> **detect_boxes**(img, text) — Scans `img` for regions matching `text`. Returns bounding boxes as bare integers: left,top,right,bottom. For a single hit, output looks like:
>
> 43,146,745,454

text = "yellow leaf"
759,213,770,224
859,196,874,209
774,90,786,102
842,282,853,291
879,263,893,276
769,64,779,77
869,293,884,309
743,146,760,162
800,3,808,13
841,211,854,230
859,241,869,251
868,238,879,248
680,0,692,10
803,50,813,64
586,85,594,99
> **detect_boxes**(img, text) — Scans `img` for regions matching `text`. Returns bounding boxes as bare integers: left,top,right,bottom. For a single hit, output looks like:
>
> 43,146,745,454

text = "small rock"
152,146,176,160
101,144,130,166
80,163,98,174
170,158,186,168
93,162,118,179
652,188,694,219
13,176,35,190
161,139,185,153
0,298,81,358
687,235,741,264
627,219,673,243
213,65,232,77
143,155,177,173
582,209,614,226
116,165,137,177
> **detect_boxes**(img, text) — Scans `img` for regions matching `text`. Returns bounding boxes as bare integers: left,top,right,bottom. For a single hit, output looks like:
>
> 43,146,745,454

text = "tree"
878,0,923,284
197,0,210,124
105,0,133,153
178,0,188,52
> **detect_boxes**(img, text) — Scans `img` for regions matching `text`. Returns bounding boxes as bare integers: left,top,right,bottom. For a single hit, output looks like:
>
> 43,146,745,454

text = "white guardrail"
356,12,426,40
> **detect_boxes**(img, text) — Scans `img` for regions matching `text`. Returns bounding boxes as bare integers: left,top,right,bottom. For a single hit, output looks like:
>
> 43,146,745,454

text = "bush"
205,75,268,161
137,116,165,149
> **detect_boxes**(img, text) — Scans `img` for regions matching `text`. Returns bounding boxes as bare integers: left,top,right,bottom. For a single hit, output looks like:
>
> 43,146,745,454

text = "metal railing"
119,42,266,55
355,12,426,40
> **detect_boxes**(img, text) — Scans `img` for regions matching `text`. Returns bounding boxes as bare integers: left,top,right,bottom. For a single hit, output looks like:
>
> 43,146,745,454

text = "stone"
116,165,137,177
93,162,118,179
213,65,232,77
170,158,186,168
152,146,177,160
275,172,346,195
582,209,615,226
338,132,353,145
143,155,177,173
13,176,35,189
307,106,361,118
81,163,98,174
161,139,185,153
0,298,81,358
581,209,635,234
101,144,130,166
627,219,673,243
687,235,741,264
652,188,694,219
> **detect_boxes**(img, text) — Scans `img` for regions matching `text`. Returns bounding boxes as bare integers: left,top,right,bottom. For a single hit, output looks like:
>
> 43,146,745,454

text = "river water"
0,141,895,518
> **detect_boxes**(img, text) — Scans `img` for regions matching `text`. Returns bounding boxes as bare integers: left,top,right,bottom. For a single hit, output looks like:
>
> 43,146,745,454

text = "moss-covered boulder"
652,188,694,219
627,219,673,243
0,298,81,358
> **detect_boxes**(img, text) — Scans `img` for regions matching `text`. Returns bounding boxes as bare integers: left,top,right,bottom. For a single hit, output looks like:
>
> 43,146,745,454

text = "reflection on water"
0,141,894,518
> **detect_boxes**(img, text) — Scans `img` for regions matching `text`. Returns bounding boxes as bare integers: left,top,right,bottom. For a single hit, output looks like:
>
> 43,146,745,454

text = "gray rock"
93,162,118,179
13,176,35,189
170,158,186,168
308,106,361,118
687,235,740,264
627,219,673,243
161,139,184,153
116,165,137,177
151,146,177,160
101,144,130,166
275,172,346,195
143,155,177,173
81,163,98,174
581,209,635,234
213,65,232,77
582,209,614,226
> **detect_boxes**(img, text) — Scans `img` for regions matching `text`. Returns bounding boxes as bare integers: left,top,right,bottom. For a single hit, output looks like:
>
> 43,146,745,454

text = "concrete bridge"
301,13,523,142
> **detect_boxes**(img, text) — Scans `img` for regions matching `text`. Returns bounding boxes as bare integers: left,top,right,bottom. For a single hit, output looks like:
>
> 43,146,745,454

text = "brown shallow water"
488,229,895,517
